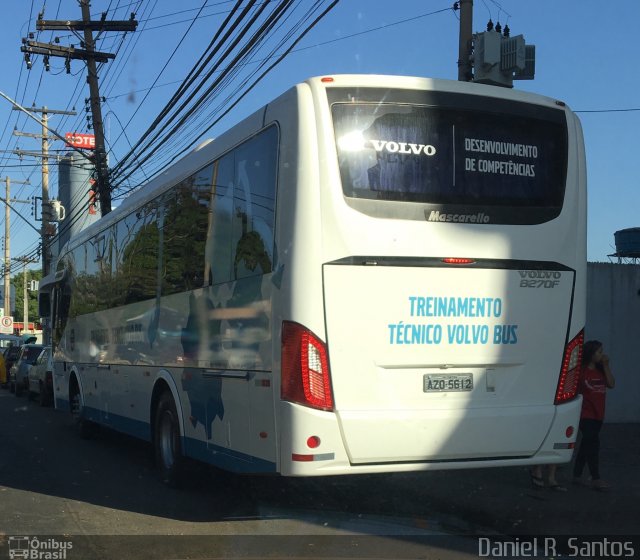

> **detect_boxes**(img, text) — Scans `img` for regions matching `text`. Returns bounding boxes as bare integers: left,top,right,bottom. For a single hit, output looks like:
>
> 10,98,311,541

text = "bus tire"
70,381,98,439
154,391,184,487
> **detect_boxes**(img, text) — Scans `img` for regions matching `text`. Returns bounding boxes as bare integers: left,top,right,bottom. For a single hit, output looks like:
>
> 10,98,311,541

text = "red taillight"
555,329,584,404
281,321,334,411
442,257,475,265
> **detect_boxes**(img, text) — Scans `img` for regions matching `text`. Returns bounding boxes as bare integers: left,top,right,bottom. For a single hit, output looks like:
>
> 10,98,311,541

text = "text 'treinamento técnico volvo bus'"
40,75,586,485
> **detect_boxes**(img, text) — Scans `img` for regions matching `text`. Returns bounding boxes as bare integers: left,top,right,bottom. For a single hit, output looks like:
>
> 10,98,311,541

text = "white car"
27,346,53,406
10,344,46,396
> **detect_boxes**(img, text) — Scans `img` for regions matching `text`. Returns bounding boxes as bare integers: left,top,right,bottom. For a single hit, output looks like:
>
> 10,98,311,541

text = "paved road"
1,387,638,559
0,389,482,559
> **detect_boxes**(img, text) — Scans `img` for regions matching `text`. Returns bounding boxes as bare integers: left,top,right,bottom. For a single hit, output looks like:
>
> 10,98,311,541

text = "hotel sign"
65,132,95,149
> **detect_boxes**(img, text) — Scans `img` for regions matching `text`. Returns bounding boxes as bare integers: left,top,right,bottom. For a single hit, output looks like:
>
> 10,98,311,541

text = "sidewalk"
416,423,640,536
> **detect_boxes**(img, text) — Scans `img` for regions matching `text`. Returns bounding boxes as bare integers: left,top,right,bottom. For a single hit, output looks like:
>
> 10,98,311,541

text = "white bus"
42,75,586,484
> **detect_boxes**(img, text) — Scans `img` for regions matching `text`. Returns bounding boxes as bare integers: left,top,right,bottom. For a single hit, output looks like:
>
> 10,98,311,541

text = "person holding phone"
572,340,616,491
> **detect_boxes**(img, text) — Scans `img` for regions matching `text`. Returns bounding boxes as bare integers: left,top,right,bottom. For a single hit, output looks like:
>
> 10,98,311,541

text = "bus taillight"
554,329,584,405
281,321,334,411
442,257,475,265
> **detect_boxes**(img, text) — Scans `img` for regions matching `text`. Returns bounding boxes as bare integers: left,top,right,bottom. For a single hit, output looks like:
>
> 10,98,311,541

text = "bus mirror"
38,293,51,318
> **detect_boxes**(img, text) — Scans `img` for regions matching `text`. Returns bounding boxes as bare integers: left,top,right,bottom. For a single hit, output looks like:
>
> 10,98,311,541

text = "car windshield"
21,346,44,365
0,336,20,348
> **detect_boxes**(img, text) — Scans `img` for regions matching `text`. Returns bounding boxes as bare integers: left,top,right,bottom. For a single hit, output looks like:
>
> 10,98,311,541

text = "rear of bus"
277,75,585,475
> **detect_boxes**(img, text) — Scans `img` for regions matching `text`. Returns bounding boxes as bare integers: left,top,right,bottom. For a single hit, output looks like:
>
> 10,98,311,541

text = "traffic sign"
0,316,13,334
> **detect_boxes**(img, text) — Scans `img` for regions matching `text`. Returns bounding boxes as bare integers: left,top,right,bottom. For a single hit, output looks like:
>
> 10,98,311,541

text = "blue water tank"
614,228,640,257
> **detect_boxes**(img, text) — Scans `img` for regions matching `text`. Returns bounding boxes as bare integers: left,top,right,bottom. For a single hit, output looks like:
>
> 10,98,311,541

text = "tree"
12,268,43,322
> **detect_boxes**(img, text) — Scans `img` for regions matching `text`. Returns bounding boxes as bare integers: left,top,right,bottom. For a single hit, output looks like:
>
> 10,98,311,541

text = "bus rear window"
331,98,568,224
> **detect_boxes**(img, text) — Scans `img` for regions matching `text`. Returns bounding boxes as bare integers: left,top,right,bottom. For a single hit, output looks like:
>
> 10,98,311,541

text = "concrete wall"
585,263,640,423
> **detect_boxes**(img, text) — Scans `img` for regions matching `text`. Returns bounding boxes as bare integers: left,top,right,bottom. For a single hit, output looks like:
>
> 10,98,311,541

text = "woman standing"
572,340,616,490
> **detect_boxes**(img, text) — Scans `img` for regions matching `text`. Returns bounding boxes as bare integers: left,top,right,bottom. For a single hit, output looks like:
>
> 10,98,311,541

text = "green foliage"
12,268,43,322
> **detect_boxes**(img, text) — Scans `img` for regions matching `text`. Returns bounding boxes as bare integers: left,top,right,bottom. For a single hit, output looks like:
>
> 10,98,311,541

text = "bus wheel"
70,382,97,439
154,392,184,487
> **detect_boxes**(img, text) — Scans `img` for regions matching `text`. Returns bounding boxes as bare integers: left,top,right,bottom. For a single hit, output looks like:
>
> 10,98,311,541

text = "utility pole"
15,256,39,334
21,3,138,217
14,106,77,277
3,177,31,317
79,0,112,216
457,0,473,81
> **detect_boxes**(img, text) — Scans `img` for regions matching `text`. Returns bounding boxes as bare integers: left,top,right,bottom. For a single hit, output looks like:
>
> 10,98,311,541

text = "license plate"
423,373,473,392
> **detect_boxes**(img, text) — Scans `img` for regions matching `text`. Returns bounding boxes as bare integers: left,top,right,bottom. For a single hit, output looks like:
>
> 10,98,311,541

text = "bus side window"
51,286,60,347
206,154,234,286
78,233,113,312
54,282,72,348
232,126,278,280
114,203,159,304
161,168,210,296
53,255,73,347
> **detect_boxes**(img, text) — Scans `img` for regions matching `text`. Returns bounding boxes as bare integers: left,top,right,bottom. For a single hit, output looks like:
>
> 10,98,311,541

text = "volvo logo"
370,140,437,156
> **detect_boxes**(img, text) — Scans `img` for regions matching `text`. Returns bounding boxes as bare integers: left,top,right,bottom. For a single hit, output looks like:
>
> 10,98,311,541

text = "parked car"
9,344,46,396
3,345,22,389
27,346,53,406
0,335,22,387
0,334,22,350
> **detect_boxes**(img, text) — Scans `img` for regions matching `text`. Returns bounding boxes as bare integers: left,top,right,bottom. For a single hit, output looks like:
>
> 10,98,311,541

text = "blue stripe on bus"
183,438,277,473
56,402,277,473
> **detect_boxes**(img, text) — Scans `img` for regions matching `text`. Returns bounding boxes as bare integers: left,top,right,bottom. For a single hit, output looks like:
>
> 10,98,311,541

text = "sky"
0,0,638,270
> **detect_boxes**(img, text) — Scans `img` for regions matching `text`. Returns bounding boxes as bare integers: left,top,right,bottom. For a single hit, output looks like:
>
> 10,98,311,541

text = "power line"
109,0,284,183
109,1,453,191
106,0,208,163
105,6,455,104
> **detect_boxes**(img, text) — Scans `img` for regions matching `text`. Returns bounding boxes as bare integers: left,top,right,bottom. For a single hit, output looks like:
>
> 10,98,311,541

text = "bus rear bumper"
530,394,582,465
279,397,582,476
